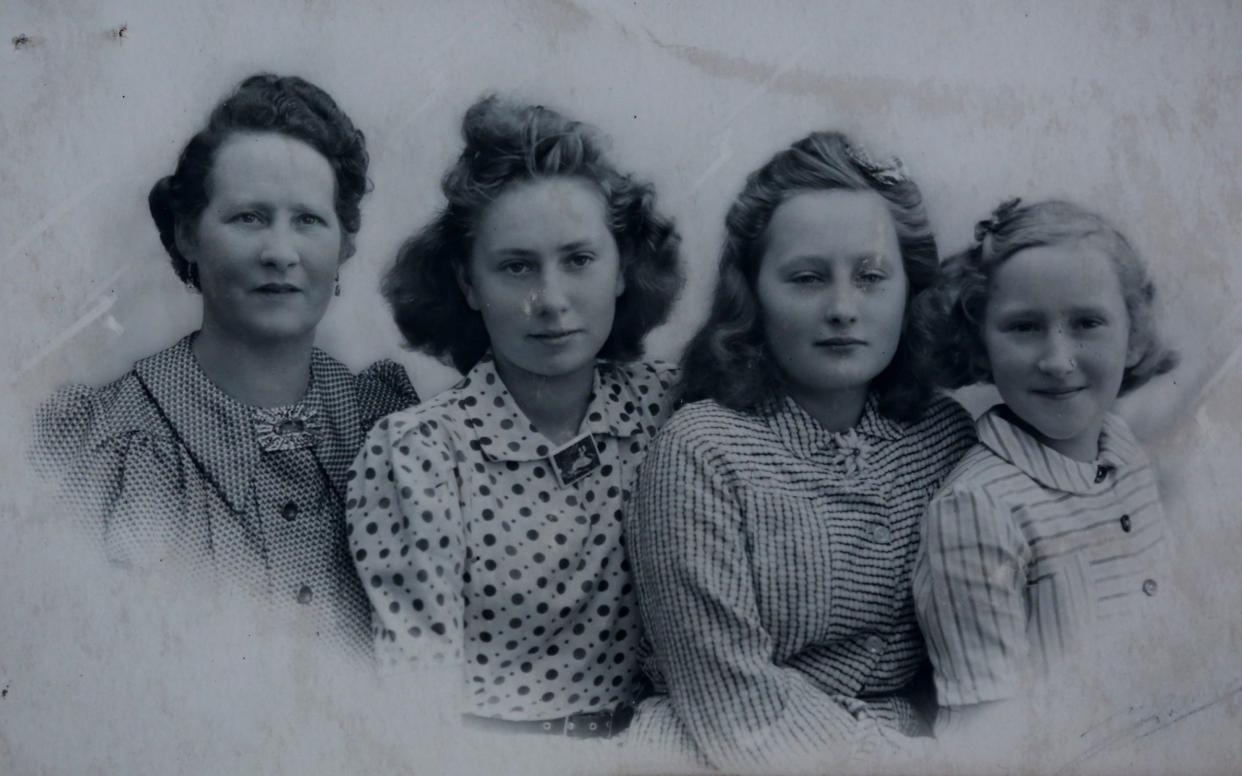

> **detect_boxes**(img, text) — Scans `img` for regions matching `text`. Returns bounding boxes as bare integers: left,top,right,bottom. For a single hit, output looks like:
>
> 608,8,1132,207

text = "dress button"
1141,578,1158,597
864,635,885,655
1120,514,1132,532
871,525,892,543
282,500,299,521
296,585,314,604
1095,466,1110,484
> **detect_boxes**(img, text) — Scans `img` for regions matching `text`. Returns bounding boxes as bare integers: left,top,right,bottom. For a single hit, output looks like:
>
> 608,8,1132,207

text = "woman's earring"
185,263,198,293
334,274,341,297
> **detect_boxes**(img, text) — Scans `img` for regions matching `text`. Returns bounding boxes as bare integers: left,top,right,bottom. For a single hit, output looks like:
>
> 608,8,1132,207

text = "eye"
1003,320,1041,334
296,212,328,227
1076,316,1107,331
789,272,823,285
500,260,533,276
229,211,263,225
856,270,887,286
567,251,596,268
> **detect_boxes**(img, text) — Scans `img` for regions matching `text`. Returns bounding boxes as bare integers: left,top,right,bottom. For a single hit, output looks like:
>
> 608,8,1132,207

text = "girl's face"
462,176,625,383
177,132,345,346
756,189,908,411
983,242,1135,461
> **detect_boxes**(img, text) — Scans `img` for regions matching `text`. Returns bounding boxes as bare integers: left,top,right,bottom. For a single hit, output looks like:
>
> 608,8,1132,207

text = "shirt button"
1141,578,1158,597
864,635,885,655
871,525,892,543
296,585,314,604
1095,466,1110,484
1120,514,1132,532
282,500,299,521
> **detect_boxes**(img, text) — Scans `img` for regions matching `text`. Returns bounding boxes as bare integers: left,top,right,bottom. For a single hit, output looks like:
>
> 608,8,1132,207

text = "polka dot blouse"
346,353,676,721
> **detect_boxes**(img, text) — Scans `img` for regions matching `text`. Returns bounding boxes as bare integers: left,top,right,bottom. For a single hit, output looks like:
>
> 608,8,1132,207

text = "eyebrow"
491,240,597,258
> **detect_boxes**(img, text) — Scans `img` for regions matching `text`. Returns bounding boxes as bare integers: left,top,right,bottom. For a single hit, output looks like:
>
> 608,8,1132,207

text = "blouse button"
1141,578,1158,597
296,585,314,604
1095,466,1110,484
871,525,892,543
1120,514,1132,532
282,500,299,521
864,635,885,655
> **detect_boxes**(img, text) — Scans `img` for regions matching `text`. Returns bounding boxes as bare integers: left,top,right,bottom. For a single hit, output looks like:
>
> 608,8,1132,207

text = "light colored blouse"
346,353,676,720
913,406,1169,712
31,334,418,661
625,394,976,770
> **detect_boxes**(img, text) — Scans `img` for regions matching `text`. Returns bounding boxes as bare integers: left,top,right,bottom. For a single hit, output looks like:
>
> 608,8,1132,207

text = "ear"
173,218,197,263
339,233,357,264
614,257,627,298
1124,331,1145,369
454,260,480,311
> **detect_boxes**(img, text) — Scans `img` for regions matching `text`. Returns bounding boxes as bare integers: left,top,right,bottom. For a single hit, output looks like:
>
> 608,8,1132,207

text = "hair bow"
973,197,1023,243
845,141,909,186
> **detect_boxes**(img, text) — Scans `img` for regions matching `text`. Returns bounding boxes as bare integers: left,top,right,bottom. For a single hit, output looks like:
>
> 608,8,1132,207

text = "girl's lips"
254,284,301,294
1034,386,1086,399
530,329,581,341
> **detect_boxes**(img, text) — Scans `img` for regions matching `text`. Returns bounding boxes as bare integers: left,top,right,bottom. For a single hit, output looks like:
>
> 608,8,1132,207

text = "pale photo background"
2,1,1240,773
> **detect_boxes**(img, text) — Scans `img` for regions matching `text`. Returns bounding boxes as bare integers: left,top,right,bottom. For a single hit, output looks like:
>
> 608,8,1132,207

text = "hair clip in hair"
845,141,909,186
973,197,1023,243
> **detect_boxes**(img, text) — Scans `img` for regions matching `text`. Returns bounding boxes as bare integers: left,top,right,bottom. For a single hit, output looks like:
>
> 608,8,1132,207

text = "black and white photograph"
2,1,1240,773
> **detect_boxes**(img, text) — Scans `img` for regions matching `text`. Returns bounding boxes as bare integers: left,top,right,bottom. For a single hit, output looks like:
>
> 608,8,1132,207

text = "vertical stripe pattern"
625,394,975,770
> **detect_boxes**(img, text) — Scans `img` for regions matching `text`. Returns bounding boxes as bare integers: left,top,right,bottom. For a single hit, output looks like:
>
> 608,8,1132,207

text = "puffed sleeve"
626,413,898,771
913,484,1029,711
346,411,467,671
30,382,184,564
354,359,420,429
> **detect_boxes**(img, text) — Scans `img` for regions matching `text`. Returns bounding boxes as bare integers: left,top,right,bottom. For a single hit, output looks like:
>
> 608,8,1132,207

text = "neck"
787,385,868,433
192,323,314,408
494,357,595,446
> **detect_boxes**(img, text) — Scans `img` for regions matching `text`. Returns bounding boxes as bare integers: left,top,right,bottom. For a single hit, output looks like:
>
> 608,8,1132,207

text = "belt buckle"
563,710,609,739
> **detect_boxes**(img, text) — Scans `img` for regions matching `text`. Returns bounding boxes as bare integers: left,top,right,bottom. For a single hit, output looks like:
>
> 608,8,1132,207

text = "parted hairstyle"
678,131,942,424
383,95,683,373
148,73,370,289
920,198,1177,395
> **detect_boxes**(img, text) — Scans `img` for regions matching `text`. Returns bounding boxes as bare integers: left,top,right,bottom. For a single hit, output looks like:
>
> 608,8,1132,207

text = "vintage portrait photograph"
2,1,1240,773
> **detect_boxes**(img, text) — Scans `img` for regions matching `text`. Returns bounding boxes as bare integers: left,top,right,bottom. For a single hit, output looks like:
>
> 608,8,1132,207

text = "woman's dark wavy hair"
148,73,370,288
383,95,683,373
678,131,941,424
919,198,1178,395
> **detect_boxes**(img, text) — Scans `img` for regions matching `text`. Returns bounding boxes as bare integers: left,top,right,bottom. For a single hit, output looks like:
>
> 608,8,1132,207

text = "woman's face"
176,131,345,346
461,176,625,383
756,189,908,409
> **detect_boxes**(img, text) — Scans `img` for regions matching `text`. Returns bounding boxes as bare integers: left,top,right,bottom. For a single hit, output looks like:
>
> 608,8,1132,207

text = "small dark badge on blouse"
550,433,601,487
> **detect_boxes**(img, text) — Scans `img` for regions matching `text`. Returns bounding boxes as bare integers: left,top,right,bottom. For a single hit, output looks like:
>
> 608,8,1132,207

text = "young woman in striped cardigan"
624,131,975,771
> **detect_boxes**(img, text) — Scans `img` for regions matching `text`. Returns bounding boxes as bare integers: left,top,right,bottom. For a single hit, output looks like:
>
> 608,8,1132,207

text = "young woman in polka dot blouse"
347,96,683,733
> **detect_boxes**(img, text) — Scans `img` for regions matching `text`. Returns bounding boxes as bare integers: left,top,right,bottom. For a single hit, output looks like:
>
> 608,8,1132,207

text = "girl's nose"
823,284,860,326
532,270,571,316
1036,330,1077,375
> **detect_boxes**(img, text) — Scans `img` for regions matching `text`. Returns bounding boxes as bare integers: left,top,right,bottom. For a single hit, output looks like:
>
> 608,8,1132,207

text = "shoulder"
926,444,1027,531
31,371,169,479
312,350,421,428
353,358,420,426
649,399,772,469
907,394,977,444
604,359,678,404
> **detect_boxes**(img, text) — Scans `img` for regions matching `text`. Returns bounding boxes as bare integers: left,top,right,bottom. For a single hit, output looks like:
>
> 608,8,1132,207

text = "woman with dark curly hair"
31,74,418,661
347,96,683,736
624,131,976,770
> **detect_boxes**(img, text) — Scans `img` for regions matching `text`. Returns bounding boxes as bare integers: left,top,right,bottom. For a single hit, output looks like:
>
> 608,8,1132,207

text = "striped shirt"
913,406,1169,712
625,394,975,770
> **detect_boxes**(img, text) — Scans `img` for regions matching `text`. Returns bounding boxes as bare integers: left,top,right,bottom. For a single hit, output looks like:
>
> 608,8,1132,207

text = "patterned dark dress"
31,334,418,660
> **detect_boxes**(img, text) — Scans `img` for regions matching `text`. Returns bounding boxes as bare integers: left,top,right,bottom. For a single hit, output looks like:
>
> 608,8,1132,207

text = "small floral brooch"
252,402,320,452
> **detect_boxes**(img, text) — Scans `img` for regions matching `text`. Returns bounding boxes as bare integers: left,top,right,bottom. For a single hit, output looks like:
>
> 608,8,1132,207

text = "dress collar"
975,405,1142,495
132,334,360,514
456,352,647,463
765,393,906,472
